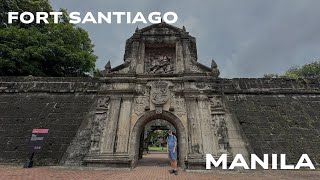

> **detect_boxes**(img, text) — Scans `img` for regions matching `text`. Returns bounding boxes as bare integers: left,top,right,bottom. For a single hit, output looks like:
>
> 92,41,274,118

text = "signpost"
24,129,49,168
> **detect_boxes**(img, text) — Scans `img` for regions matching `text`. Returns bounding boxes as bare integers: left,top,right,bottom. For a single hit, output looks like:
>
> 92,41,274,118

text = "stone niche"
144,44,176,74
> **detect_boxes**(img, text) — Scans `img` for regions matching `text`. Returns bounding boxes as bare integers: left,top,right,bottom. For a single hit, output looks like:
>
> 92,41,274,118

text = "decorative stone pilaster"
90,96,110,152
102,96,122,154
185,96,204,156
115,95,134,154
209,95,231,156
198,94,218,155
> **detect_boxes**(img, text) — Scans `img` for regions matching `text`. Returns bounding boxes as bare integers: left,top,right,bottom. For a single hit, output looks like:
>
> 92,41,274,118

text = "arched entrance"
130,110,187,169
138,120,175,166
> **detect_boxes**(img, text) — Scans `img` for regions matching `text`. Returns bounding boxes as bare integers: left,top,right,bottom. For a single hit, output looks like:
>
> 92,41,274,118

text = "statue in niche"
217,117,229,153
90,128,101,150
90,115,104,150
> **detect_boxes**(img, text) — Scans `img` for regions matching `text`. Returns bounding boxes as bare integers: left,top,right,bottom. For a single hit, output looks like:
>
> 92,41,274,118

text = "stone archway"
130,110,187,169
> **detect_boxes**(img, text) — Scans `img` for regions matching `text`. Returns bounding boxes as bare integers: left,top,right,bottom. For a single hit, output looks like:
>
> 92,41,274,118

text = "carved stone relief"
173,83,183,93
171,96,186,117
135,84,145,95
97,96,110,109
195,82,207,89
209,95,230,155
217,116,229,153
90,114,103,150
150,81,170,105
133,83,150,116
147,81,172,114
134,96,149,116
209,96,224,110
144,47,175,74
90,96,110,151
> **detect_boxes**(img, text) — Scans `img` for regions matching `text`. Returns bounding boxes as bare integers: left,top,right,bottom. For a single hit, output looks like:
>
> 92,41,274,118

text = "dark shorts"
168,150,177,160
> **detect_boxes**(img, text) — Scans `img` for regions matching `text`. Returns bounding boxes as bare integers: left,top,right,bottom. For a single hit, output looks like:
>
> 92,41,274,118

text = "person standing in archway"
166,130,178,175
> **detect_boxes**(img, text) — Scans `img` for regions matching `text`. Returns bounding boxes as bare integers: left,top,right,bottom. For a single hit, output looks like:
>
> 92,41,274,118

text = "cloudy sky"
51,0,320,78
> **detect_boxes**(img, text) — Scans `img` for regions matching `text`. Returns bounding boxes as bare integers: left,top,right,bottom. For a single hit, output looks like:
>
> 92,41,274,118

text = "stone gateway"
84,22,236,169
0,23,319,170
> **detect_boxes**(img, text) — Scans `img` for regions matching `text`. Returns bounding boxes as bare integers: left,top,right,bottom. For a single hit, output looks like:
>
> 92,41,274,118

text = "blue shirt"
166,135,177,151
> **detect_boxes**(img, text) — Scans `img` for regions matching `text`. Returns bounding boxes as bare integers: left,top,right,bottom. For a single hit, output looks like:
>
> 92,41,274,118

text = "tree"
0,0,97,76
0,0,52,28
263,60,320,79
284,61,320,79
162,130,169,141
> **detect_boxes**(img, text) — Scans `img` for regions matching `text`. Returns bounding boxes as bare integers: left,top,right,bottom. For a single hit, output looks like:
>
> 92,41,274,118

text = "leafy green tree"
0,0,97,76
162,130,169,141
284,61,320,79
263,60,320,79
1,0,52,27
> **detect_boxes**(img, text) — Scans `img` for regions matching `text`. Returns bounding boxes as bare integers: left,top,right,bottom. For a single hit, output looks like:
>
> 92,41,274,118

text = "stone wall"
223,78,320,165
0,77,98,165
1,77,320,167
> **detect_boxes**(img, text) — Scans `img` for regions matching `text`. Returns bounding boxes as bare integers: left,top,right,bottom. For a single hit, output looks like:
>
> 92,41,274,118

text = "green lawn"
148,146,167,151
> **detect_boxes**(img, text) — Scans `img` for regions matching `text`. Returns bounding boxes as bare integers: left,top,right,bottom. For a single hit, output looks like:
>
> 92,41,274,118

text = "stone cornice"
0,77,319,94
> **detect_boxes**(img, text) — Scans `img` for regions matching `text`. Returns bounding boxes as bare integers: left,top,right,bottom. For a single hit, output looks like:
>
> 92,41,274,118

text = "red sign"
28,129,49,153
32,129,49,134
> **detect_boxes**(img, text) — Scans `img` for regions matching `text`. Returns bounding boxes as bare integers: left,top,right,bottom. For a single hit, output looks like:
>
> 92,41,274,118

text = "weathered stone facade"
0,23,319,169
83,23,238,169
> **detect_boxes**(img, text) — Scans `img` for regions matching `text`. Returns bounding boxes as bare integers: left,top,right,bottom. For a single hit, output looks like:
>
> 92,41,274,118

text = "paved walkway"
0,153,319,180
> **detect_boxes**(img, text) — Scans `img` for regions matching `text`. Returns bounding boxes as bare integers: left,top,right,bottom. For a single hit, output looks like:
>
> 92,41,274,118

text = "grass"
148,146,167,151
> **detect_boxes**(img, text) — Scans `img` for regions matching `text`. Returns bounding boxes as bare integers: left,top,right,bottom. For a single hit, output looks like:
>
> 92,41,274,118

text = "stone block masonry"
0,77,98,165
223,78,320,166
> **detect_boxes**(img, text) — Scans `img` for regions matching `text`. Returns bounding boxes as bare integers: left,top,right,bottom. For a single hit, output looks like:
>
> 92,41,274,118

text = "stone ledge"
1,76,319,94
84,154,132,168
223,78,320,94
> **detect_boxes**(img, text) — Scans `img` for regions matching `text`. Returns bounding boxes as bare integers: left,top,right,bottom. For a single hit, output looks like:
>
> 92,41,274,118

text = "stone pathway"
0,153,319,180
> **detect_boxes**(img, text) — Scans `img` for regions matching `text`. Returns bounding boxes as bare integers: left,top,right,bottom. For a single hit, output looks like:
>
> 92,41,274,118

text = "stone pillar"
101,96,121,154
129,40,140,74
136,41,145,74
130,41,140,73
115,96,133,154
175,40,185,73
182,39,192,71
